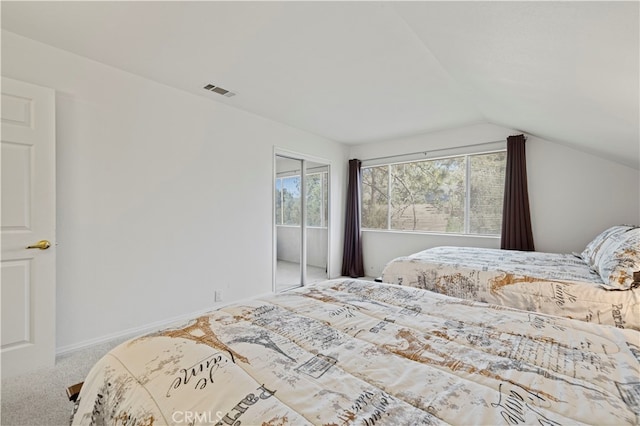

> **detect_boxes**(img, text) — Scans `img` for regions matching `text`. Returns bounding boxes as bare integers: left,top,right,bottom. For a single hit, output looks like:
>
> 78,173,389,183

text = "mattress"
381,246,640,330
72,279,640,425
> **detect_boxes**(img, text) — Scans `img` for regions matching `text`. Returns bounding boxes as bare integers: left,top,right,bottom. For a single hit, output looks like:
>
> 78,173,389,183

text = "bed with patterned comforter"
72,279,639,425
381,241,640,330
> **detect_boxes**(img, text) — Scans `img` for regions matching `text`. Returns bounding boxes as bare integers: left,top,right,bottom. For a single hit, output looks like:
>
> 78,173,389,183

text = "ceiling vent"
203,83,236,97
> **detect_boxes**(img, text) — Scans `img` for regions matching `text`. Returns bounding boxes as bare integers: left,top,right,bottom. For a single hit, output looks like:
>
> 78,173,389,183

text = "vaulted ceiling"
2,1,638,168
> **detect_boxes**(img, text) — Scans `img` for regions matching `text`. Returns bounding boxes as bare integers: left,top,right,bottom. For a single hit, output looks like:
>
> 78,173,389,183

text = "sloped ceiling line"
388,3,486,124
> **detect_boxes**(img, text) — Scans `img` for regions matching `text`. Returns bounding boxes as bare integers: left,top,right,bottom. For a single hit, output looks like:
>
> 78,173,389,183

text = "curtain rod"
360,140,506,163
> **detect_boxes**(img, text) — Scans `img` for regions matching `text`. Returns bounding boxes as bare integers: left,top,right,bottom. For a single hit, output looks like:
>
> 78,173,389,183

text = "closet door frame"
273,147,331,292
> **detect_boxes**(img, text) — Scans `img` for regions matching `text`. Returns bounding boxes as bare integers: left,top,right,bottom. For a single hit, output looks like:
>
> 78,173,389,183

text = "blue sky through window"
281,176,300,197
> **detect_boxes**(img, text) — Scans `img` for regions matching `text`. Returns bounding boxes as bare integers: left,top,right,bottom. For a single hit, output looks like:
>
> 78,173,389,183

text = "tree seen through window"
361,152,506,235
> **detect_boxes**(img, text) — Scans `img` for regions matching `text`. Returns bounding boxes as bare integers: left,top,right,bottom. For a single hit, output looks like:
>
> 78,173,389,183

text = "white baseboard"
55,291,276,357
55,307,209,356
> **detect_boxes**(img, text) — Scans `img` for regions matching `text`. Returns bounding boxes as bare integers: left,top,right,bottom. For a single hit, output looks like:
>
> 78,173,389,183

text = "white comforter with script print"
382,246,640,330
72,279,640,426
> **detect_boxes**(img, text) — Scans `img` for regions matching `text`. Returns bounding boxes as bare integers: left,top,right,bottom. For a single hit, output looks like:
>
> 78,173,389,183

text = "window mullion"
464,155,471,234
319,173,323,227
387,165,391,230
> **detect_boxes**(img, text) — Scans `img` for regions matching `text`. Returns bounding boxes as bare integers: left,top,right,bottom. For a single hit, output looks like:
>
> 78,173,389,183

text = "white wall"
1,31,348,352
349,123,640,277
527,136,640,253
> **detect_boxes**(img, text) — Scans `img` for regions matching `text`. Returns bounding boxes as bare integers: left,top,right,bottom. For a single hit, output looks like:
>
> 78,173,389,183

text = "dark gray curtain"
501,134,535,251
341,159,365,277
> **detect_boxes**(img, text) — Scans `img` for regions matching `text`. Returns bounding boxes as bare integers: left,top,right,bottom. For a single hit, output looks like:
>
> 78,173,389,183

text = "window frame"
360,149,506,236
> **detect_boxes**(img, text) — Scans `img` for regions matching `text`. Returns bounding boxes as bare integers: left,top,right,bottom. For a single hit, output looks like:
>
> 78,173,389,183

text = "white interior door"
1,77,56,378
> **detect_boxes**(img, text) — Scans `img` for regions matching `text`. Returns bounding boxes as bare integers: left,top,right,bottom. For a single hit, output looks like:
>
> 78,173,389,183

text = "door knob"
26,240,51,250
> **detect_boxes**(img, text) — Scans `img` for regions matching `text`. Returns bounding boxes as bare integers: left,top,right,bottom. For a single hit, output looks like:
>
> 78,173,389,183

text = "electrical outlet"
214,290,223,302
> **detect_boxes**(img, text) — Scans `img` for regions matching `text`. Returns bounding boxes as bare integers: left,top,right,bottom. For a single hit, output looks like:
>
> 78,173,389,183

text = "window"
361,151,506,235
275,171,328,227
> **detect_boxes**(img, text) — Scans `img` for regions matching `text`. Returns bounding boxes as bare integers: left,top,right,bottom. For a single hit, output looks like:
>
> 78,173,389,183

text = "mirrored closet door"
274,153,329,292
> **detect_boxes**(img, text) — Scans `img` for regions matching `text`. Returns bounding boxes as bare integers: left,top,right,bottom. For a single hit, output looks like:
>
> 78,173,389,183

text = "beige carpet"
1,338,126,426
